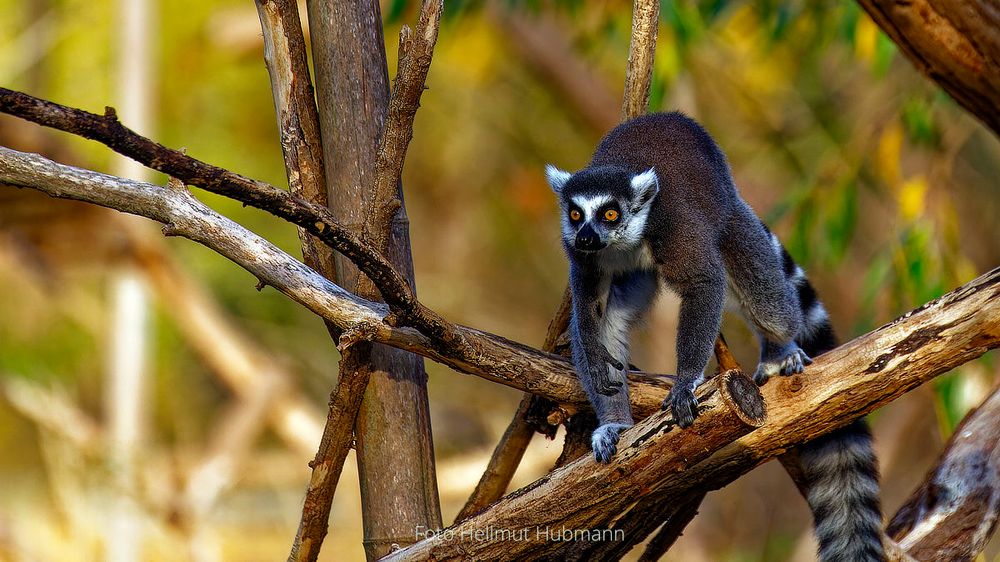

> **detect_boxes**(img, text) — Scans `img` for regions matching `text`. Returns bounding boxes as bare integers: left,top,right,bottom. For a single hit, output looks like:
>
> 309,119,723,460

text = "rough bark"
306,1,442,559
887,382,1000,561
857,0,1000,137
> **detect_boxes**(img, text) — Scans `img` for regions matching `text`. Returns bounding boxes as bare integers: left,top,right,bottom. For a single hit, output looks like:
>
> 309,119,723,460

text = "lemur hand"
591,346,625,396
664,384,699,428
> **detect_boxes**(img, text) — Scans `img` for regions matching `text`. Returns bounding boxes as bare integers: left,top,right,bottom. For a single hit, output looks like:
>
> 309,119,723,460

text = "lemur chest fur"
595,241,656,276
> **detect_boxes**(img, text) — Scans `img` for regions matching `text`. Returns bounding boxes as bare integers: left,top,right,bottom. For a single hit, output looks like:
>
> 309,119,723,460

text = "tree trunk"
305,1,442,559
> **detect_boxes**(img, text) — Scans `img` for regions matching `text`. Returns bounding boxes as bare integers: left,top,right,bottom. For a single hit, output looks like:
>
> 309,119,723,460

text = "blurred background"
0,0,998,560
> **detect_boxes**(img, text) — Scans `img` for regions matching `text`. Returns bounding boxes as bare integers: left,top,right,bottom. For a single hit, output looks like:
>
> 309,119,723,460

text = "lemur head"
546,164,659,254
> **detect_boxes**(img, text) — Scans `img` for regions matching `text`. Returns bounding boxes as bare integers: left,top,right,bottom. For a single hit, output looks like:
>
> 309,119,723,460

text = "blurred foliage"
0,0,998,560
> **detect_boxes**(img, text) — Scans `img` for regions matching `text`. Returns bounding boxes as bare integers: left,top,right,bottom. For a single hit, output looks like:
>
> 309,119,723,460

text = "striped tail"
776,239,886,562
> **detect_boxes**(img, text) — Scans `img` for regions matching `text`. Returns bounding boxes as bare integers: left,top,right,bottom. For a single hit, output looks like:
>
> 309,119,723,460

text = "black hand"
593,346,625,396
663,386,699,428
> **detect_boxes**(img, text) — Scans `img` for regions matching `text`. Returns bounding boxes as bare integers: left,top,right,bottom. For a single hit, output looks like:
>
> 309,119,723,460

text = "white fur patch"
806,302,829,328
630,168,659,202
598,243,654,276
790,265,806,284
545,165,572,193
570,195,612,221
770,232,782,255
600,303,632,364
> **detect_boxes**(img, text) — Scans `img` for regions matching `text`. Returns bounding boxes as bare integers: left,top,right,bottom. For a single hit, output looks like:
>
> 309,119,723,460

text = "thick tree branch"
857,0,1000,136
380,268,999,560
887,381,1000,561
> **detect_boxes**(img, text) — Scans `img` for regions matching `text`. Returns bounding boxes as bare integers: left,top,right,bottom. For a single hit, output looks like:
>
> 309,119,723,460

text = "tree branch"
379,268,999,560
887,381,1000,560
856,0,1000,136
0,87,465,351
5,142,678,412
456,393,539,521
621,0,659,120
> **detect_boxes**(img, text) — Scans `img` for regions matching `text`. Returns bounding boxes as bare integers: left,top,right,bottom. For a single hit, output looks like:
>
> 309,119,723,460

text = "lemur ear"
545,165,572,195
630,168,659,206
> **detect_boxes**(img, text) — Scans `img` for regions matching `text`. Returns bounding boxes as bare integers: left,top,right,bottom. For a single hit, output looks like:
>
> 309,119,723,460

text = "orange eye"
604,209,619,221
569,209,581,221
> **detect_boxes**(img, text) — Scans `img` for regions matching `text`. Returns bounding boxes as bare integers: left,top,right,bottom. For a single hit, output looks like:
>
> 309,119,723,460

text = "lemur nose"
575,225,603,251
576,235,596,249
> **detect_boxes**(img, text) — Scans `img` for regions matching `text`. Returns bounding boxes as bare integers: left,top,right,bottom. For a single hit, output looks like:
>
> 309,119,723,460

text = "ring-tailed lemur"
546,112,883,562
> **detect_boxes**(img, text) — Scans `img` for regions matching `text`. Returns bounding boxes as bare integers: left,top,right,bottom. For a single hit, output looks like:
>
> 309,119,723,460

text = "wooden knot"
786,376,803,393
337,320,381,352
717,369,767,428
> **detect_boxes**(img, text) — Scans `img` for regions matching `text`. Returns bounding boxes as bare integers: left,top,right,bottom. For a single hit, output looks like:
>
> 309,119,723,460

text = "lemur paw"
592,347,625,396
664,386,700,428
591,423,631,463
753,345,813,384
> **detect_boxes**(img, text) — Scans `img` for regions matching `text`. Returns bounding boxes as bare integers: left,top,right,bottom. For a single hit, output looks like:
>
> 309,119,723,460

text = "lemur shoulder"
546,112,884,562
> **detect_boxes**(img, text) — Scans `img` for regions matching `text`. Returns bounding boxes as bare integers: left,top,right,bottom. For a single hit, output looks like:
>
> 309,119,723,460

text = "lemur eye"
604,209,619,221
569,209,581,221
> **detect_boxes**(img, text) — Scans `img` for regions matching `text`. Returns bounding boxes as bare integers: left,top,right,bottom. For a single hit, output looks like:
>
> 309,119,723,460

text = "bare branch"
365,0,441,254
456,393,538,521
0,87,463,348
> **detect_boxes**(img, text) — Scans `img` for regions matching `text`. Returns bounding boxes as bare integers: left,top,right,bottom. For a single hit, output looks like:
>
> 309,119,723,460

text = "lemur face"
545,165,659,254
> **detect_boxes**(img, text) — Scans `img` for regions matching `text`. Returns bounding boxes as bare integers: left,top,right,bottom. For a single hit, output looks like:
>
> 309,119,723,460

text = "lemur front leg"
586,270,658,462
664,270,726,428
569,266,624,397
570,268,655,462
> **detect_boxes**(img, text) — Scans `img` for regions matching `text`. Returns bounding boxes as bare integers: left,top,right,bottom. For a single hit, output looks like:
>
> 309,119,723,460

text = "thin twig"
456,393,537,520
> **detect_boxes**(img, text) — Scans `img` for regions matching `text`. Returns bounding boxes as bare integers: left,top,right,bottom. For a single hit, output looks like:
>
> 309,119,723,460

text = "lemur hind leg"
755,338,812,383
721,202,811,384
589,269,658,463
